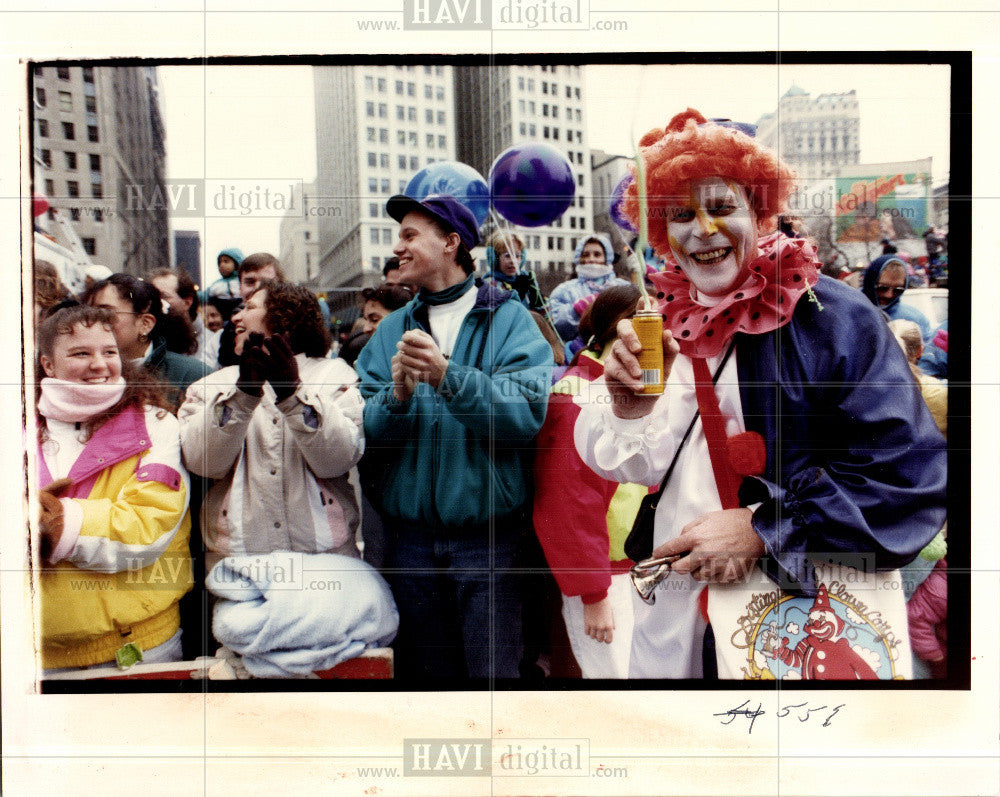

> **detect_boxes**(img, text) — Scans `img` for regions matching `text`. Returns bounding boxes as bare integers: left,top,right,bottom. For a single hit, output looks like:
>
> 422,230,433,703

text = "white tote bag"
708,562,912,681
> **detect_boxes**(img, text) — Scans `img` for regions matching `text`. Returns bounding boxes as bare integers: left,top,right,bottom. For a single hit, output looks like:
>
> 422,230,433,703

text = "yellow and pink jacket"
38,405,193,668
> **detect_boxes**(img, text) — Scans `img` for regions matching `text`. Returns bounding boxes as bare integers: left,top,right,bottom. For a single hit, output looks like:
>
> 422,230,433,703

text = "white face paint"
667,176,759,298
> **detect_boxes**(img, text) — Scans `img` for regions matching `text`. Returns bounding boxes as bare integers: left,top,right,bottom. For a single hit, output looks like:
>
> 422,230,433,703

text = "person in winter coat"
35,304,193,671
87,273,209,410
861,253,933,341
889,318,947,437
205,247,244,311
533,283,647,678
356,193,553,681
179,281,364,574
548,234,630,343
482,231,548,313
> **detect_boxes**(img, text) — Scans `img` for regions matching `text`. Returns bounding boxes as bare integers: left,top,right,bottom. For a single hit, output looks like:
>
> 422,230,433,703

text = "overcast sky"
158,61,951,283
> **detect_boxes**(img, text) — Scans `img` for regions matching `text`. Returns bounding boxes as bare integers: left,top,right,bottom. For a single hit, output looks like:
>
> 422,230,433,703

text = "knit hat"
217,247,245,267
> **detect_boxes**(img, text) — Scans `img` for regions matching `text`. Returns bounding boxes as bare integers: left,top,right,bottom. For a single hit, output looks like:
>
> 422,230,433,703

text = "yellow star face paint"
666,177,759,298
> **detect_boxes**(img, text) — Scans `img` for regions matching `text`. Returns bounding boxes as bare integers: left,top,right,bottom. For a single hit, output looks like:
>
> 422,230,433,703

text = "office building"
173,229,201,286
32,64,169,275
755,85,860,180
278,182,319,286
590,148,632,261
313,65,456,289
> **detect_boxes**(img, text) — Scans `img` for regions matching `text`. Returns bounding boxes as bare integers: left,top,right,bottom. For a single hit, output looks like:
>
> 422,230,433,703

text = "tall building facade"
32,64,169,275
755,85,860,180
454,64,592,293
278,181,319,286
313,65,456,289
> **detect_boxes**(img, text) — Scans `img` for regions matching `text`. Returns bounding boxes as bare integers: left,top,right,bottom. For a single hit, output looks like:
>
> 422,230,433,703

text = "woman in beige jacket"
179,282,365,573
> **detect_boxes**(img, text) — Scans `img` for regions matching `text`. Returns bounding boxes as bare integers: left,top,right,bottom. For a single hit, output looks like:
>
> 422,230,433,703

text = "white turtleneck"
427,282,477,358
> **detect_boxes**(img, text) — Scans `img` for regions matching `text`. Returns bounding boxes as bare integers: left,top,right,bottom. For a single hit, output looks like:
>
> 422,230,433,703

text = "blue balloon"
609,172,637,233
488,144,575,228
405,161,490,227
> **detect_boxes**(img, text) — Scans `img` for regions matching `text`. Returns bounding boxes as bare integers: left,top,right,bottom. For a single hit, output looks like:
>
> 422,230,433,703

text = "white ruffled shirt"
573,347,746,678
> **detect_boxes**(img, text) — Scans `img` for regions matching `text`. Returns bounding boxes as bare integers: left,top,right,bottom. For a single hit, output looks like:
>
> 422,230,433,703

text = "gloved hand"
39,477,73,561
512,272,532,294
237,332,267,397
262,334,301,404
572,292,598,318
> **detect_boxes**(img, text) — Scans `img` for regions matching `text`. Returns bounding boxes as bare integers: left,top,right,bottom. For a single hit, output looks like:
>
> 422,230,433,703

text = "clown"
769,585,878,680
574,109,946,679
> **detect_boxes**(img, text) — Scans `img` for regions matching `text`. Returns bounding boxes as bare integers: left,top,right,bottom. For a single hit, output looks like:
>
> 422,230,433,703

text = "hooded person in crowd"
861,253,933,341
205,247,244,311
482,231,547,313
548,233,630,343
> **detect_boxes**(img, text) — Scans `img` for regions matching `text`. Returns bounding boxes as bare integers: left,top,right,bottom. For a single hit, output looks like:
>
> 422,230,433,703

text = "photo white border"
3,4,998,795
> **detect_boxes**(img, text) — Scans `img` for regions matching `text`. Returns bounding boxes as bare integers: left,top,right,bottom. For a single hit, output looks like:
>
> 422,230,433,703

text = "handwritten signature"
713,700,845,734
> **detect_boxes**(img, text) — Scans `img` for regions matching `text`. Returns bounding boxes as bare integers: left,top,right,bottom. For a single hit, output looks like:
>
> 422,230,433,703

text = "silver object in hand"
630,554,683,605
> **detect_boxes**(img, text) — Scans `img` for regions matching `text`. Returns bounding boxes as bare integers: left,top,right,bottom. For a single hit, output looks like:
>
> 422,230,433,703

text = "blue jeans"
384,517,524,682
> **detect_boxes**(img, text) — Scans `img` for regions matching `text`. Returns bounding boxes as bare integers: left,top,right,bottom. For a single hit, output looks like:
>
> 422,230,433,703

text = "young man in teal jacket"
356,194,553,682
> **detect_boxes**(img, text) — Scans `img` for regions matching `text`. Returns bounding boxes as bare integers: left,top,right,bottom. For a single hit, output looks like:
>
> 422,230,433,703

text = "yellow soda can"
632,310,664,395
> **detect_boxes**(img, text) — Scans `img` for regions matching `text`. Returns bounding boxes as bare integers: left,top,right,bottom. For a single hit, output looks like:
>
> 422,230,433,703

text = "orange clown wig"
624,108,797,259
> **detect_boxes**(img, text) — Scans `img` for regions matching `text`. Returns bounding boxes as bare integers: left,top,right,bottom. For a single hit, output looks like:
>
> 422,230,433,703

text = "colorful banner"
835,169,930,242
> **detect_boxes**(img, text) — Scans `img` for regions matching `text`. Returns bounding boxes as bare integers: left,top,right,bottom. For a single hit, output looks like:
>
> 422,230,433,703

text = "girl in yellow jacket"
35,304,193,671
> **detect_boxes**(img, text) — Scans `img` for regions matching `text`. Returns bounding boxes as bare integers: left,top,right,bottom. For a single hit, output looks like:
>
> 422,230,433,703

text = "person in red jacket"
533,284,648,678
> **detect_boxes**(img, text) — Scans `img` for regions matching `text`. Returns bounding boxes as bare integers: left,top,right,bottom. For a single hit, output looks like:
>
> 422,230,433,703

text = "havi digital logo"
403,738,491,776
403,0,490,29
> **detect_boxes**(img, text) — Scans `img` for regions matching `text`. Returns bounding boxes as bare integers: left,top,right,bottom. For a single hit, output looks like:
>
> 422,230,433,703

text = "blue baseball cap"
387,193,480,250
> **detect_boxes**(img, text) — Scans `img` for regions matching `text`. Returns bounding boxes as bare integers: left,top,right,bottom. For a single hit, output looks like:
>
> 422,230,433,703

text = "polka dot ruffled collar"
649,233,821,358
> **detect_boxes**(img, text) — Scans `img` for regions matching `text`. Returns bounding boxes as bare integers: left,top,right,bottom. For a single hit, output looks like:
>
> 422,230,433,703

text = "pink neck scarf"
37,377,126,423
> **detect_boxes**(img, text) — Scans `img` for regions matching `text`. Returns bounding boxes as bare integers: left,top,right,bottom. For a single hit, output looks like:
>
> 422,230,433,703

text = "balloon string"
488,207,519,276
633,149,653,312
629,68,653,312
488,208,558,333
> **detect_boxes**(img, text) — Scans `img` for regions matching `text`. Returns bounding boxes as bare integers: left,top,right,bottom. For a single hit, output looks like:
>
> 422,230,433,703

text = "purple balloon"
609,172,637,233
488,144,575,228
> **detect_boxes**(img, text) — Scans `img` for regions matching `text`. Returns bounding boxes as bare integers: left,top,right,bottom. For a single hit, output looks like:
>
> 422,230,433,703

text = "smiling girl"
35,304,193,672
